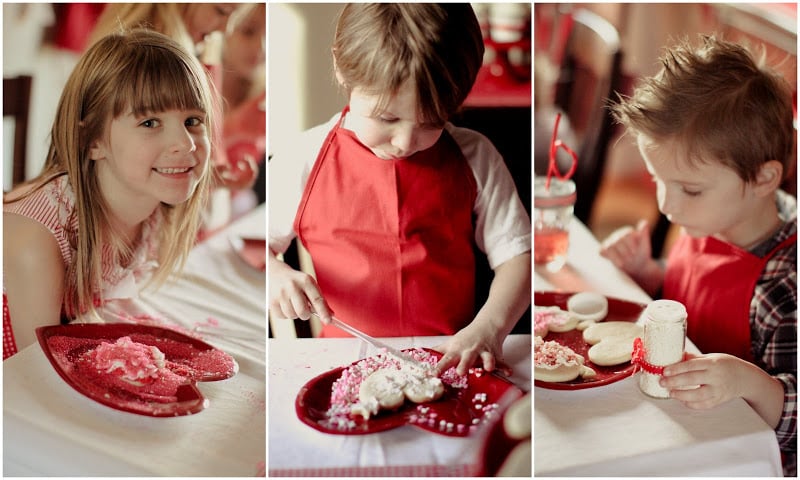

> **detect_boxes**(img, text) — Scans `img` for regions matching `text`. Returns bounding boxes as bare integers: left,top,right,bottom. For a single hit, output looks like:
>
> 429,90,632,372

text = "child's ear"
88,140,107,161
752,160,783,197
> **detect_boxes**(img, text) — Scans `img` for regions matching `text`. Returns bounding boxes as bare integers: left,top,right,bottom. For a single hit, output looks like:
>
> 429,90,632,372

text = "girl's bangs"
113,49,207,117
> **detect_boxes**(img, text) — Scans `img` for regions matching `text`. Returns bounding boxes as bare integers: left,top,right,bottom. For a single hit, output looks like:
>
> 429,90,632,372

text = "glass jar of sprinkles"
638,299,687,398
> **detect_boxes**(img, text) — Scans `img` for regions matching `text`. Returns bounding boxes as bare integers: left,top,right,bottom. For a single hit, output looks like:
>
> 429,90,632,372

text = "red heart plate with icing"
37,323,238,417
295,348,523,436
534,291,646,390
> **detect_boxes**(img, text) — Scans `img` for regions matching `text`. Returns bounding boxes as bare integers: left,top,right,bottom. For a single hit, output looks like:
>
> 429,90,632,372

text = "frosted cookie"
358,369,407,412
90,336,167,386
583,321,643,345
353,364,445,419
534,336,596,382
534,306,578,333
402,373,445,404
588,336,636,366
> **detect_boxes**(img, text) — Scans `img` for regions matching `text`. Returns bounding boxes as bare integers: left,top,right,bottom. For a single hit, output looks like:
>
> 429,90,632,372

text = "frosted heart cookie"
582,321,643,366
534,336,596,382
588,336,636,366
534,306,578,334
352,364,445,419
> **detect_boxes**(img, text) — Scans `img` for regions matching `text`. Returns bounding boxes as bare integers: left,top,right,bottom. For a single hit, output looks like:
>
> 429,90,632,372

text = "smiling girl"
269,4,532,376
3,29,217,358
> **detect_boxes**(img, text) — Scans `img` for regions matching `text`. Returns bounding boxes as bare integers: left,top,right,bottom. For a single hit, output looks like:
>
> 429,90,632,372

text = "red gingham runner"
3,292,18,360
269,463,479,477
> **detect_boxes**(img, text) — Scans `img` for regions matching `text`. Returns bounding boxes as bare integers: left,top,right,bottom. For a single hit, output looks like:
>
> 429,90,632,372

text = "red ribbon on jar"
631,337,665,375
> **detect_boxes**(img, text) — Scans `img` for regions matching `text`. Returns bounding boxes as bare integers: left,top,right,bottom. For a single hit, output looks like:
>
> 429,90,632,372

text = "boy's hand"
432,321,513,377
268,258,332,323
660,352,748,409
599,219,664,296
660,352,784,429
600,219,653,272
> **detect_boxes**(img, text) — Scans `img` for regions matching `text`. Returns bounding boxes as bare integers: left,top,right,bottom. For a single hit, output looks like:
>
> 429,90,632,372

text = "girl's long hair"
7,29,217,318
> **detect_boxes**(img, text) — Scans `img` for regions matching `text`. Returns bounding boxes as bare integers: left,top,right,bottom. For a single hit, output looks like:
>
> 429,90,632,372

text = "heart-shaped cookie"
583,321,643,366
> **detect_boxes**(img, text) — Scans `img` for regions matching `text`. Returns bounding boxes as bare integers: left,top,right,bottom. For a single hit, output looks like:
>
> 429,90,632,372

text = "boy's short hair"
333,3,484,127
612,35,794,183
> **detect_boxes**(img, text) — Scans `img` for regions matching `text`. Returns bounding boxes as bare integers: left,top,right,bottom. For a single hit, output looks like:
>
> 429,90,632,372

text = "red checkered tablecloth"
269,463,479,477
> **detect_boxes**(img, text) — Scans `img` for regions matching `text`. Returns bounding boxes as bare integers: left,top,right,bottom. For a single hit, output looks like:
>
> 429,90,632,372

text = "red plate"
534,291,645,390
37,323,238,417
230,236,266,271
295,348,523,436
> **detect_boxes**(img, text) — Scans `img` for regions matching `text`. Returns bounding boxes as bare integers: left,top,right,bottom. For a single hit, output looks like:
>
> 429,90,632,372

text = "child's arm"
268,247,333,323
661,353,786,428
599,219,665,296
434,252,531,376
3,214,65,351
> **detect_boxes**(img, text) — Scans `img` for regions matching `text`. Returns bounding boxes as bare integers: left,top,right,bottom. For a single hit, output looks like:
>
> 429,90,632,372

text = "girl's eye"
378,116,398,124
682,188,702,197
185,116,204,127
140,119,160,128
216,6,233,17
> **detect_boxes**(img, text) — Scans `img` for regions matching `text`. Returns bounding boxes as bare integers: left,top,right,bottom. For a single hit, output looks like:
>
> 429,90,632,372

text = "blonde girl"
3,29,217,358
88,3,259,220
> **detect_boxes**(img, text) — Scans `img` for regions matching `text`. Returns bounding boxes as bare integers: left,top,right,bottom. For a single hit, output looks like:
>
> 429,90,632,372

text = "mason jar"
638,300,687,398
533,176,576,271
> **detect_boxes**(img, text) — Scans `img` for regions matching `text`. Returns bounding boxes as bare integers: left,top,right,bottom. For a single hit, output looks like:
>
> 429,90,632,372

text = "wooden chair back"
4,75,33,189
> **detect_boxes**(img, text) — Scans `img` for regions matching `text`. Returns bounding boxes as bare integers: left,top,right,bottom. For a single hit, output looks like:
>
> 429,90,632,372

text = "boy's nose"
657,187,677,218
391,127,415,155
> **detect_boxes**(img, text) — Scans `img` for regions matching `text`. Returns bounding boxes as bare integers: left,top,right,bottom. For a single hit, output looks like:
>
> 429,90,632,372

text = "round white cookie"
503,394,531,440
588,336,636,366
583,321,643,345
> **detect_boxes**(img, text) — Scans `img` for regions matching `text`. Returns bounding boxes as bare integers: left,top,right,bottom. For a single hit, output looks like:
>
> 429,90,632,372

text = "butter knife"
311,312,428,368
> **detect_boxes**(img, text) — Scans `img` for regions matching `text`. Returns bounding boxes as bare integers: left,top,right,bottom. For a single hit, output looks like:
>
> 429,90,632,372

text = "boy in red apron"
268,4,532,376
602,36,796,475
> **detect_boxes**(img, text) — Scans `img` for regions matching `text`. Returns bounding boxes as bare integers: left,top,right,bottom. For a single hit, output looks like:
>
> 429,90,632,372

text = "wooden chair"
552,9,623,224
3,75,33,189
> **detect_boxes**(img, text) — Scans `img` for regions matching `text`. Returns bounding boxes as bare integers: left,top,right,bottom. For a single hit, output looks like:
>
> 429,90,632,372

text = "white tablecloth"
268,334,531,476
534,218,783,476
3,205,267,477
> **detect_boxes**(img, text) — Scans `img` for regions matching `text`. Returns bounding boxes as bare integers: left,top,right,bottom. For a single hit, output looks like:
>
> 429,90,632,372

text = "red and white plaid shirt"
749,191,796,476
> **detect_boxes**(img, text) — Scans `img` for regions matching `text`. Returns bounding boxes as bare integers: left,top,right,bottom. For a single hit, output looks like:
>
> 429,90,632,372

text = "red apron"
663,232,797,361
294,109,478,337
